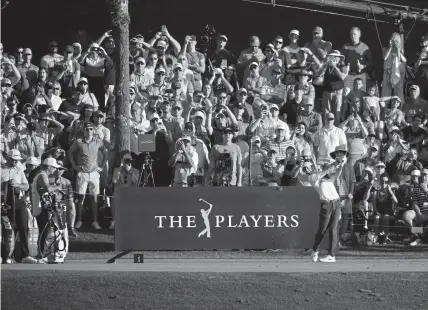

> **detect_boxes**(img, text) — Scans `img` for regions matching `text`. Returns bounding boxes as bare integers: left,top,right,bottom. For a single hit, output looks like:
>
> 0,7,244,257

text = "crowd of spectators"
1,25,428,263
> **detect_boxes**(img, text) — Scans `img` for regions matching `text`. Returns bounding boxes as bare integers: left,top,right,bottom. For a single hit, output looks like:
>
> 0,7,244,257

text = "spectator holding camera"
40,41,64,75
391,147,423,184
208,68,234,102
290,122,314,158
51,45,81,98
207,127,242,187
169,135,198,187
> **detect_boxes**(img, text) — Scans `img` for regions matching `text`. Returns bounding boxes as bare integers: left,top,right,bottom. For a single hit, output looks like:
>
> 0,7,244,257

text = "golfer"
306,144,348,263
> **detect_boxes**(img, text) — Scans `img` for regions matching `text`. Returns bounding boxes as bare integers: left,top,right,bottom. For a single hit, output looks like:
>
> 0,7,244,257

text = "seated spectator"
401,114,427,151
402,169,428,246
260,68,287,106
243,62,266,94
402,85,428,124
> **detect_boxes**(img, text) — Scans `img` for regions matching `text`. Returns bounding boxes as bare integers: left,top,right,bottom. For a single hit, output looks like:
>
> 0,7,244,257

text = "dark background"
1,0,427,80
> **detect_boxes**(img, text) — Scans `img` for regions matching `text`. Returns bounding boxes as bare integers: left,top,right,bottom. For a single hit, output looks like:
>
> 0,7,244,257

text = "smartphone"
161,25,167,32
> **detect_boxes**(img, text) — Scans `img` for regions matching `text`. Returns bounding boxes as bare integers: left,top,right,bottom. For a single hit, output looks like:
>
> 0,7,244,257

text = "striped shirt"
263,138,295,161
411,184,428,214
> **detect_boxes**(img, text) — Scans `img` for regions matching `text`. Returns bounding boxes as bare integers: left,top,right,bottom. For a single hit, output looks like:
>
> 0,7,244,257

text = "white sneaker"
22,256,39,264
5,258,13,264
109,221,115,230
75,221,83,229
311,250,319,262
319,255,336,263
409,239,422,246
92,221,101,230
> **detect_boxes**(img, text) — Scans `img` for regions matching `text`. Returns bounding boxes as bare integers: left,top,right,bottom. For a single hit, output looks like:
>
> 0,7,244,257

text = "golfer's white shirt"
308,173,340,202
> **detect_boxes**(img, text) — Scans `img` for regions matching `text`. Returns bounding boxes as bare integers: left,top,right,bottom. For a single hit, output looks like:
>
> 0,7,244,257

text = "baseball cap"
270,104,279,110
156,40,167,48
172,102,183,110
313,26,323,34
409,85,419,91
23,48,32,55
135,56,145,64
275,123,287,131
26,156,40,166
423,168,428,175
7,149,23,161
375,161,386,167
194,111,206,119
83,122,94,128
89,43,100,49
249,62,259,68
130,38,138,43
43,157,61,168
326,112,335,120
238,88,248,95
23,103,33,110
289,30,300,36
122,153,133,161
129,86,137,94
251,135,261,143
411,170,421,177
95,110,105,117
370,144,379,151
156,67,166,74
184,122,195,131
149,113,160,121
48,41,58,47
78,77,88,84
363,167,374,176
1,78,12,86
64,45,74,53
219,34,228,41
181,135,191,142
222,127,234,134
173,63,184,71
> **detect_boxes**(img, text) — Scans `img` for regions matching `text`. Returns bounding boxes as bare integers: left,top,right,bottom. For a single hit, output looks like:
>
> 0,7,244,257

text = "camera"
199,24,216,54
216,153,232,173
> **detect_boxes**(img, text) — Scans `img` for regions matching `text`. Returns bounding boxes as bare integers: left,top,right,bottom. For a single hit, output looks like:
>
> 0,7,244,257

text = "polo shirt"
68,138,104,173
340,41,372,75
313,126,347,164
263,138,295,161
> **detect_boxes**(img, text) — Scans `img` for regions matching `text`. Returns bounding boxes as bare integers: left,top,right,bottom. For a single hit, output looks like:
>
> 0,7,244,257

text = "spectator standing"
52,45,81,98
415,34,428,100
279,30,301,69
210,34,237,71
40,41,64,76
182,35,206,91
238,36,265,82
168,135,198,187
17,48,39,95
340,27,373,92
304,26,332,62
402,85,428,124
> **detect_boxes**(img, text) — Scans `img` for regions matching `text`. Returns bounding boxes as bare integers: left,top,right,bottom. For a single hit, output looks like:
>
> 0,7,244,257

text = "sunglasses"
270,108,279,111
85,127,94,131
150,118,159,122
328,118,334,121
79,82,88,85
250,66,257,70
195,116,203,119
219,97,227,100
136,62,145,65
150,58,158,61
157,72,165,76
174,68,183,72
54,87,60,90
3,84,12,87
274,40,283,44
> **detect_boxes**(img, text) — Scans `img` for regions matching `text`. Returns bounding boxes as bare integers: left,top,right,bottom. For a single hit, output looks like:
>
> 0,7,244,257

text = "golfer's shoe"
319,255,336,263
311,250,319,262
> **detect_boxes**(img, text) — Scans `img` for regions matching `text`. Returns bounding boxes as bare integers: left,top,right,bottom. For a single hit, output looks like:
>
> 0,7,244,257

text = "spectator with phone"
290,122,314,158
209,34,237,72
238,36,265,82
208,68,234,103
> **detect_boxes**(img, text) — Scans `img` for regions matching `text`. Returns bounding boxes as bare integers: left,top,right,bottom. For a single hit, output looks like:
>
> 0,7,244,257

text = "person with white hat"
146,66,170,98
77,77,99,111
279,30,301,69
243,62,266,94
319,50,349,123
340,27,373,91
130,56,154,92
263,123,294,162
210,33,237,70
169,135,198,187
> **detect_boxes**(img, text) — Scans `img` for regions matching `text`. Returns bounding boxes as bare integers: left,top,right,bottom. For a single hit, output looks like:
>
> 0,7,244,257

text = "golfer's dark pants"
313,199,341,256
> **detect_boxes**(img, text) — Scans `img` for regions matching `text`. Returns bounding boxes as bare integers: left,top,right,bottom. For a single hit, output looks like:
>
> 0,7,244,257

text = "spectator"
272,35,284,53
290,122,314,158
259,44,282,83
402,85,428,124
243,62,266,94
296,96,323,137
182,35,205,91
223,65,240,95
260,68,287,106
146,67,170,98
313,112,347,164
169,63,194,101
391,147,423,184
207,127,242,187
341,27,373,92
1,57,22,87
68,122,107,230
130,56,154,93
402,169,428,246
36,114,64,151
339,113,368,167
14,47,24,66
383,126,409,165
248,99,284,145
208,68,234,102
381,33,406,103
111,153,140,229
209,34,237,71
238,36,265,82
52,45,81,98
304,26,332,62
415,34,428,100
293,69,316,105
9,114,43,160
320,50,349,123
242,135,269,186
279,30,301,69
68,104,95,145
384,96,404,131
168,135,198,187
343,78,366,117
40,41,64,75
286,48,321,85
354,144,379,183
77,77,99,111
352,167,374,230
263,123,294,162
401,114,427,151
17,48,39,95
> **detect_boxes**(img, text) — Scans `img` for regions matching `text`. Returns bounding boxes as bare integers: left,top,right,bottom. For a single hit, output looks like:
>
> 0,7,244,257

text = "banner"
115,187,324,250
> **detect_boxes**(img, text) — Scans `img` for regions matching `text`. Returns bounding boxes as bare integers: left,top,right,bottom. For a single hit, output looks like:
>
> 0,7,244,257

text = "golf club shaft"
199,199,212,206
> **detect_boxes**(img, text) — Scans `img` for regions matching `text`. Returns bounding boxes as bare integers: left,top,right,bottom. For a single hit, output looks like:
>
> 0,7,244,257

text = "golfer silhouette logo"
198,198,213,238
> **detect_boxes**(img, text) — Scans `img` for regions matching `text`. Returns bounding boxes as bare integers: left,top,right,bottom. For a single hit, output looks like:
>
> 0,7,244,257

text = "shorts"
76,171,100,196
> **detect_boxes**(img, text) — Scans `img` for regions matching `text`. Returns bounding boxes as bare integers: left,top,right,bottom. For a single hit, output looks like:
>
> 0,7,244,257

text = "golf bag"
39,191,69,263
1,195,15,261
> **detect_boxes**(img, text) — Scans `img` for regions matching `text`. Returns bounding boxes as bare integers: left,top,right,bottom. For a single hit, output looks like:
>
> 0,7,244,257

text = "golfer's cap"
78,77,88,84
313,26,323,34
26,156,40,166
251,135,261,143
72,42,82,48
411,169,421,177
289,29,300,36
83,122,94,129
155,66,166,73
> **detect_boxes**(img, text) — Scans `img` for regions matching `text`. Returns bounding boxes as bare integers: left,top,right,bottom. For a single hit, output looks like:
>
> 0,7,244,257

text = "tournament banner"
115,187,322,250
